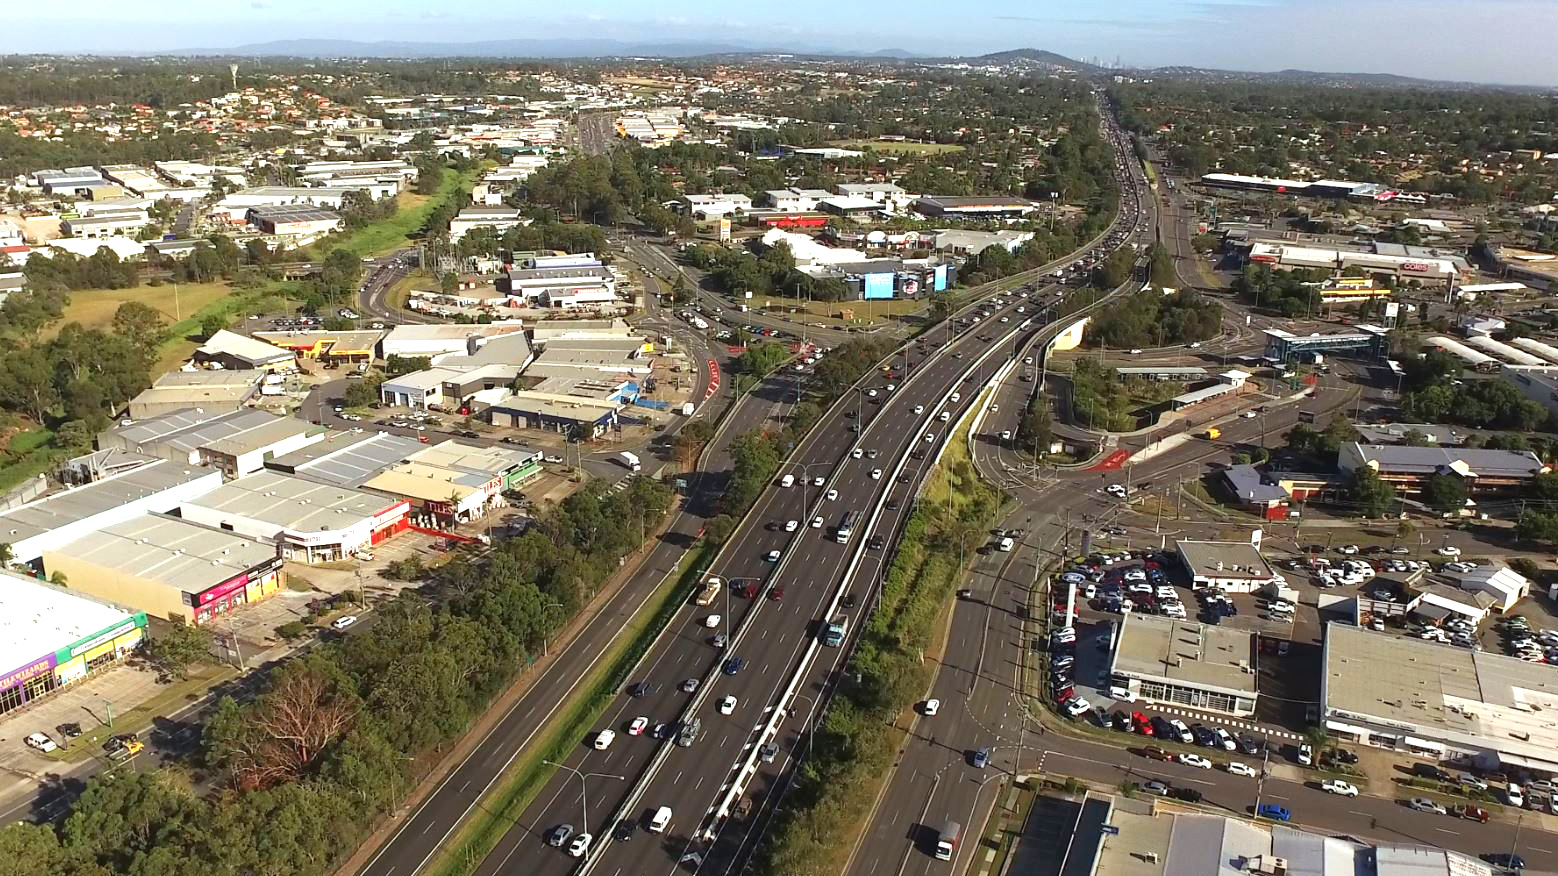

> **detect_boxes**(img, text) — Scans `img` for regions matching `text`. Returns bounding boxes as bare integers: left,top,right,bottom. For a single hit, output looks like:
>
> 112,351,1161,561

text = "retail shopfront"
0,604,147,717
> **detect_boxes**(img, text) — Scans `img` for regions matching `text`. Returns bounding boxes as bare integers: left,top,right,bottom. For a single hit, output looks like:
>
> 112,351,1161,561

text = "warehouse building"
1323,623,1558,773
127,369,264,419
0,571,147,717
33,167,106,193
1174,539,1279,592
501,264,617,307
762,188,834,211
678,193,752,219
485,392,620,437
449,206,527,241
252,329,383,364
1109,613,1257,717
246,204,343,238
912,195,1035,220
265,430,424,488
0,457,221,566
101,408,325,479
192,330,297,371
62,212,150,239
43,514,284,626
378,322,528,360
180,470,410,563
364,441,539,524
1338,443,1547,497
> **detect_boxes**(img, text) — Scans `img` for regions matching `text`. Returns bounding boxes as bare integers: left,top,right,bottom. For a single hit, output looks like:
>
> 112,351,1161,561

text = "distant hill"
1133,65,1539,92
968,48,1102,74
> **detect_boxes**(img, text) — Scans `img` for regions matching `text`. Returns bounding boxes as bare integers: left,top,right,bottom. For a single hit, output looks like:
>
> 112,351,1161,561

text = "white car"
813,476,825,487
922,699,941,716
1436,545,1461,557
924,432,936,443
718,695,737,715
1064,697,1092,717
567,833,592,857
1338,544,1359,555
785,520,798,532
765,550,780,562
593,729,616,750
1178,753,1213,769
332,615,358,630
827,489,839,501
870,469,882,480
628,716,649,736
866,389,878,398
913,405,924,415
1226,761,1258,777
23,732,57,753
852,448,864,459
939,411,951,422
1000,430,1012,441
1106,484,1127,498
811,516,824,528
1108,685,1136,702
1507,783,1525,807
950,393,961,403
704,614,722,628
1321,779,1359,797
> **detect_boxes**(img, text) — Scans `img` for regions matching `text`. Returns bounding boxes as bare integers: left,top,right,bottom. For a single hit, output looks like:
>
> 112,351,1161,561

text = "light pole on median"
542,761,624,833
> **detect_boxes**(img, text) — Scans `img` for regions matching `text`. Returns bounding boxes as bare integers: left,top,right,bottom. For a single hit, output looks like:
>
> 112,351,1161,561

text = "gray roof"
1354,423,1467,446
266,431,423,488
1349,443,1545,478
184,470,399,532
1111,613,1257,696
506,265,614,284
0,459,213,545
1222,465,1289,505
915,195,1034,210
1164,814,1271,876
47,514,279,595
1176,539,1276,581
110,408,316,458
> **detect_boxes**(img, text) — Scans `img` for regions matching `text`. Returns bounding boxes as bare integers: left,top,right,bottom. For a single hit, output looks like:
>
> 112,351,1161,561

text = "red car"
737,581,760,599
1131,711,1155,736
767,585,784,601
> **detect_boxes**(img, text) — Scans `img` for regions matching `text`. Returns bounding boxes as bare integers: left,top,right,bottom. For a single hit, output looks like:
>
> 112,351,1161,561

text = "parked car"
1406,798,1448,815
1226,762,1258,778
1321,779,1359,797
1256,804,1290,821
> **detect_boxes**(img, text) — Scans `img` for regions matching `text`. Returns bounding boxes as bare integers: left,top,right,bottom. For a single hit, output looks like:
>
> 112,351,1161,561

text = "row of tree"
1083,288,1222,349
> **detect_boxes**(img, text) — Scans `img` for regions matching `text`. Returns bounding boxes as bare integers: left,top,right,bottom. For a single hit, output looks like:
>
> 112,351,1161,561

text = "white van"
998,537,1015,552
650,806,672,833
780,474,795,488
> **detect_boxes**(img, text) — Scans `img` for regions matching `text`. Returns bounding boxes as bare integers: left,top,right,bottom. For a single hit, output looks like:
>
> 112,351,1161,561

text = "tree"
1422,473,1468,514
205,656,361,790
141,622,213,680
737,341,788,378
0,348,59,422
1400,428,1431,447
674,419,715,467
110,301,167,353
199,312,228,341
1347,467,1396,518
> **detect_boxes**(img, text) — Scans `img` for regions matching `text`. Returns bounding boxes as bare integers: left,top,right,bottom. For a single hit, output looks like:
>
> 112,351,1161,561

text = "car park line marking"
1434,828,1458,835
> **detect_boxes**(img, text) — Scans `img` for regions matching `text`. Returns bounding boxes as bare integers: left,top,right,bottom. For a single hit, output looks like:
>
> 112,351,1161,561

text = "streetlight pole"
542,760,624,832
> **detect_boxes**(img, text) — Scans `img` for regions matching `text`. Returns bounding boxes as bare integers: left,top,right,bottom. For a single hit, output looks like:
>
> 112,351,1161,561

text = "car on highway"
547,823,574,847
681,678,700,693
593,729,616,750
811,516,823,528
567,832,591,857
812,476,825,487
785,519,798,532
870,468,882,480
765,550,780,562
914,405,924,415
722,656,746,675
1321,779,1359,797
1177,753,1212,769
1226,762,1257,777
1406,798,1447,814
760,743,779,763
627,717,649,736
922,699,941,716
826,489,839,501
704,614,722,628
717,696,737,716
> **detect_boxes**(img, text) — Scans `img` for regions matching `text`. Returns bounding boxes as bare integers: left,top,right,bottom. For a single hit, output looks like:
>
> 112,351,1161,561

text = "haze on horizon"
3,0,1556,87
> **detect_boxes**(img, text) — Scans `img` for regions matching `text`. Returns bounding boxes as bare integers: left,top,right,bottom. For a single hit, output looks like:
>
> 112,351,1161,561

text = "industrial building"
246,204,344,238
677,194,752,219
252,329,383,364
43,514,284,626
911,195,1035,219
1109,612,1258,717
32,167,106,193
449,206,527,241
1339,443,1548,497
363,441,540,523
1174,539,1279,592
378,322,529,360
180,470,410,563
1323,623,1558,774
761,188,835,212
62,212,150,239
264,430,424,488
501,263,617,307
485,392,620,437
193,329,297,371
101,408,325,479
0,570,147,717
0,457,222,565
1422,335,1500,372
127,369,264,419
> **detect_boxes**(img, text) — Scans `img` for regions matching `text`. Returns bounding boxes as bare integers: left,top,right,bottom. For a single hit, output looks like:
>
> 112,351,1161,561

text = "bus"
835,511,856,544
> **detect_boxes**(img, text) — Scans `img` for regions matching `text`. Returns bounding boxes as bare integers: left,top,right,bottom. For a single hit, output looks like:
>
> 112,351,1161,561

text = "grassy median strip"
752,413,1006,876
428,542,713,876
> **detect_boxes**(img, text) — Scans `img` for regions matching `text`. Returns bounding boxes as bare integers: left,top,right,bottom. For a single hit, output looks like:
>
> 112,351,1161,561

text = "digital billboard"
863,272,895,300
932,264,949,292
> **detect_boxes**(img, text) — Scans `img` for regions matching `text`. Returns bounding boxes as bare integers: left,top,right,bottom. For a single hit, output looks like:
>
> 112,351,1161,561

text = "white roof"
0,570,136,676
198,330,293,364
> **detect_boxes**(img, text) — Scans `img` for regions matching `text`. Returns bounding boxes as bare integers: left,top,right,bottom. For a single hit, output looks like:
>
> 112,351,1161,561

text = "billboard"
932,264,949,292
863,272,895,300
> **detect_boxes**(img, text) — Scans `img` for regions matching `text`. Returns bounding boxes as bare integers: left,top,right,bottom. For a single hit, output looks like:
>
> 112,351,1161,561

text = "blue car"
722,656,747,676
1256,803,1290,822
972,747,990,769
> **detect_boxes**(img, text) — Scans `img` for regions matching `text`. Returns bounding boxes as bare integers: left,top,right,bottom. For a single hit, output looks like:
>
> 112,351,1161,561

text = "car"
1064,697,1092,717
1481,853,1526,871
704,614,722,629
1506,783,1524,807
852,448,864,459
1213,727,1237,751
913,405,924,415
1451,805,1491,823
1140,780,1171,796
1321,779,1359,797
811,516,824,528
1407,798,1447,815
760,743,779,763
1108,685,1136,702
1296,743,1314,766
23,732,57,753
548,823,575,847
922,699,941,716
1338,544,1359,555
785,519,798,532
567,832,592,857
594,729,616,750
628,681,655,698
813,476,825,487
1256,804,1291,822
1436,545,1462,557
765,550,780,562
972,747,990,769
332,615,358,630
826,489,839,501
612,819,637,842
1226,761,1258,778
1178,753,1213,769
722,656,746,675
628,717,649,736
55,722,82,741
718,695,737,715
870,468,882,480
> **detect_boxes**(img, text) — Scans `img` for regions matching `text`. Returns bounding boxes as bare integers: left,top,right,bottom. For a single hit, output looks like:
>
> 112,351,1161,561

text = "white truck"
617,451,642,472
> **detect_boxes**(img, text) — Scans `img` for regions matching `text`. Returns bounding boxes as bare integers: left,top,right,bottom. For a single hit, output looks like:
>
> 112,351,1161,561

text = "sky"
4,0,1557,87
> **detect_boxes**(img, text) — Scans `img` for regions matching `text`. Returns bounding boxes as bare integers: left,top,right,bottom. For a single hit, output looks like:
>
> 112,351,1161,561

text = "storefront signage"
1400,261,1431,274
198,574,250,606
0,655,57,691
67,619,141,658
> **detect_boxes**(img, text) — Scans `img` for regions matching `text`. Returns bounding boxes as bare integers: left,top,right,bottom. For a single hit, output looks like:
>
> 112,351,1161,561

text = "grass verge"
750,412,1006,876
42,281,232,342
42,662,240,764
311,168,477,260
427,541,714,876
0,426,64,493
